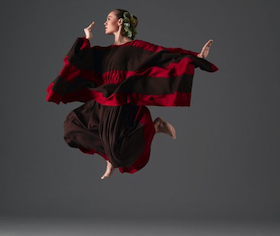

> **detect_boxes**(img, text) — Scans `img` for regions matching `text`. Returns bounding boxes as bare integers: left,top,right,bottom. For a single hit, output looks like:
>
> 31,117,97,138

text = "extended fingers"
101,175,107,179
201,39,213,52
85,21,95,30
89,21,95,28
206,39,213,47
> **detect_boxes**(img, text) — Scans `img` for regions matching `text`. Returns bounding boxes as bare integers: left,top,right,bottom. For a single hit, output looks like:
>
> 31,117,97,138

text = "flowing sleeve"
46,38,218,107
46,37,103,104
87,40,218,107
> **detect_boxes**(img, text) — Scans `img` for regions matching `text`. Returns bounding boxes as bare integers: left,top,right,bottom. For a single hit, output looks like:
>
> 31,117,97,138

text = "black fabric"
64,99,146,168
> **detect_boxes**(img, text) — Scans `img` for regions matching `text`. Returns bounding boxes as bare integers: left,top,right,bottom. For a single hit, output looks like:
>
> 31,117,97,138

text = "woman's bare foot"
154,117,176,139
101,160,115,179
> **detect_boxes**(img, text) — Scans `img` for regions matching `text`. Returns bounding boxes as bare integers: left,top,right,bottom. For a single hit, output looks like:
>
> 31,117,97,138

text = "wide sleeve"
46,37,103,104
86,40,218,107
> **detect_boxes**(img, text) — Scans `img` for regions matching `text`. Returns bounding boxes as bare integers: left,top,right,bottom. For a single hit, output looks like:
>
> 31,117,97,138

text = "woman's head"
104,9,138,40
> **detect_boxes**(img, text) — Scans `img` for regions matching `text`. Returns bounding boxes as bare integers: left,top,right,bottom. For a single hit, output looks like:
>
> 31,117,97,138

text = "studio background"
1,0,279,221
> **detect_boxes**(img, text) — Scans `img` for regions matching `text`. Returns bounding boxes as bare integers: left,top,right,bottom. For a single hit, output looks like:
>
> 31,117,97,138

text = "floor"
0,217,279,236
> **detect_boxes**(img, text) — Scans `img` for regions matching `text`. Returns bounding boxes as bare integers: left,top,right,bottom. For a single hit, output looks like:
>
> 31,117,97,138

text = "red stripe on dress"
126,92,192,106
211,63,219,72
80,37,90,50
46,82,62,104
51,88,192,107
102,57,195,84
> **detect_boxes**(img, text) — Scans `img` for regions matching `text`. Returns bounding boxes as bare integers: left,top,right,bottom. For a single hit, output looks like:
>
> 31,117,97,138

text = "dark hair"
113,9,138,40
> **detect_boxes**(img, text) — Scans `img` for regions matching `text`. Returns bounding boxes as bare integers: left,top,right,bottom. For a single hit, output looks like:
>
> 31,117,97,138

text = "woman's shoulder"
129,39,164,52
132,39,154,46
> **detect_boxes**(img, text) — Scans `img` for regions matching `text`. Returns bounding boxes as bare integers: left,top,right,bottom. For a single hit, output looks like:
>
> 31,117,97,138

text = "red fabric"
47,88,192,107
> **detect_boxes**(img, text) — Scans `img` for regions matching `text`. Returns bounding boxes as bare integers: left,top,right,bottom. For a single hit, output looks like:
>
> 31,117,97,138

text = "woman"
46,9,218,180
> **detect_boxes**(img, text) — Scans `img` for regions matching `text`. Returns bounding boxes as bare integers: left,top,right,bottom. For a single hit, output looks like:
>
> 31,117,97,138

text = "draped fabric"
46,37,218,107
46,37,218,174
63,99,155,173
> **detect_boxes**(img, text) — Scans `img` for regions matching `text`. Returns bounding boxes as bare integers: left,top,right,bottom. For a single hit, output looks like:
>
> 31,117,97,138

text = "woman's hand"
197,39,213,59
84,21,95,40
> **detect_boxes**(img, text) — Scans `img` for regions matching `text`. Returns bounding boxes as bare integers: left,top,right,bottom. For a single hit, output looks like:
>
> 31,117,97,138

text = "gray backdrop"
1,0,279,220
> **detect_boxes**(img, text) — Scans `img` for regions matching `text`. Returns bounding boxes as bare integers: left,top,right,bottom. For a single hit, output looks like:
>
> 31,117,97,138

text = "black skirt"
63,99,156,174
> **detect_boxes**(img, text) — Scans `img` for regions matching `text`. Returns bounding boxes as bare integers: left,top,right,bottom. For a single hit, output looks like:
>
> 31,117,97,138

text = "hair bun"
115,9,138,39
130,15,138,28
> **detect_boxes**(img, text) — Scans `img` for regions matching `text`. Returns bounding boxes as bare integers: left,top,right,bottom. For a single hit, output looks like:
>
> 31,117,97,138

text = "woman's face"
104,11,121,35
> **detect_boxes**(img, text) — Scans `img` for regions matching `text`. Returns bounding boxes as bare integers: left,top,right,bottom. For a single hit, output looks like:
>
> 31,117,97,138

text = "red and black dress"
46,37,218,174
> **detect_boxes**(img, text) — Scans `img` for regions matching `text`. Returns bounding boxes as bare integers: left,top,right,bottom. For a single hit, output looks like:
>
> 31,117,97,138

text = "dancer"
46,9,218,179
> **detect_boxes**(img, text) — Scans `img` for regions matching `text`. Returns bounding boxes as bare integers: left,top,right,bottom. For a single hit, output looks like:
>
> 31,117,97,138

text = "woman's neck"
113,32,132,45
